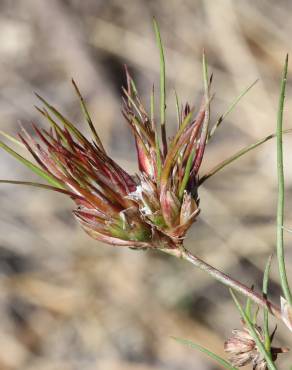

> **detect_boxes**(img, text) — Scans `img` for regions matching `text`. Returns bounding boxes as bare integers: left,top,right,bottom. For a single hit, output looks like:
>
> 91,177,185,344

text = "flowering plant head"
0,22,215,251
123,63,210,242
224,319,288,369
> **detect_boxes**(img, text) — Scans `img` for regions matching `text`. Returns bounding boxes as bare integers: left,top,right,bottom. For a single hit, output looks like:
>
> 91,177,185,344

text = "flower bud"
224,321,288,369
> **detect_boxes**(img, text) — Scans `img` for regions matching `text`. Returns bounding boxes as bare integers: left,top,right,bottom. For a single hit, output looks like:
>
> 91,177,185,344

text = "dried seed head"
224,321,288,369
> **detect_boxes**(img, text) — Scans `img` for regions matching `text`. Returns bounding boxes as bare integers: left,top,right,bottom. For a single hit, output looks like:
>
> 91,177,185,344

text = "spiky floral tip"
0,56,212,249
123,64,209,241
0,51,212,249
224,320,288,369
8,85,176,251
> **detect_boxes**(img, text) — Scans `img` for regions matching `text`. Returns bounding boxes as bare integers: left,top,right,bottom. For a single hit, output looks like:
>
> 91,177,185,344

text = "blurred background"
1,1,292,369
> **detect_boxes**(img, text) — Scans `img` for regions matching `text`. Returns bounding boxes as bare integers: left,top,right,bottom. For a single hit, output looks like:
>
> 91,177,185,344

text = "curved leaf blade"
0,140,64,189
172,336,238,370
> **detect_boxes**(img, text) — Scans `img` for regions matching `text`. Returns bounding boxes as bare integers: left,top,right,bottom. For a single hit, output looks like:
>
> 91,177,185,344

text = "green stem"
276,54,292,305
263,255,272,353
164,247,282,321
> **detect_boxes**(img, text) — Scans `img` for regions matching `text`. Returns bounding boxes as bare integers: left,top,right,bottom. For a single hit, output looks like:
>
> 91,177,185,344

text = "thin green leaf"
208,79,258,140
0,140,64,189
150,84,162,180
202,51,209,94
253,305,260,325
150,84,155,125
179,148,195,199
245,285,254,320
245,298,252,320
0,180,76,196
230,290,277,370
172,337,238,370
276,54,292,305
71,79,105,152
153,18,167,157
155,136,162,181
132,116,156,146
174,89,181,128
263,255,272,297
35,93,91,147
196,51,210,169
263,254,273,352
0,130,25,148
36,106,69,145
171,109,194,148
130,77,138,96
160,110,194,185
122,87,143,121
199,129,292,185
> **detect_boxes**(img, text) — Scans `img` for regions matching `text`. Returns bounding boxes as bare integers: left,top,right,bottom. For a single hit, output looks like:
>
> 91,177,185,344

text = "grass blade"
193,52,210,173
0,130,25,148
178,148,195,199
153,18,167,157
149,83,162,179
199,129,292,185
245,285,254,321
202,51,209,93
0,180,76,196
276,54,292,305
150,84,155,125
71,79,105,153
208,79,258,140
263,255,273,352
230,290,277,370
172,337,238,370
35,93,91,148
0,140,64,189
174,89,180,128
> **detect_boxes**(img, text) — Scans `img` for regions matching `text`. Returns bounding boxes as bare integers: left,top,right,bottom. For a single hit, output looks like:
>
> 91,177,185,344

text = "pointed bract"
123,65,209,241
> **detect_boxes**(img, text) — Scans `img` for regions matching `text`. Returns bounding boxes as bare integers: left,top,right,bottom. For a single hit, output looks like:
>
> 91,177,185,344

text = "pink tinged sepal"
180,192,199,226
160,190,181,228
135,136,154,178
75,203,177,250
80,225,151,248
75,208,152,249
166,193,199,239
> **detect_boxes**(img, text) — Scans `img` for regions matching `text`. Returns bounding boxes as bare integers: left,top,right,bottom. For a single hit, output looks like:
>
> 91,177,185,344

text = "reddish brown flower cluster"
123,69,209,242
0,60,210,251
16,85,179,250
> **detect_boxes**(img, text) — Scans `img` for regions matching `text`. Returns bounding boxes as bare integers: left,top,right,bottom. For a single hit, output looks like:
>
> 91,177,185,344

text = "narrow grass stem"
263,255,273,353
199,129,292,185
153,18,167,158
276,54,292,305
163,247,282,321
